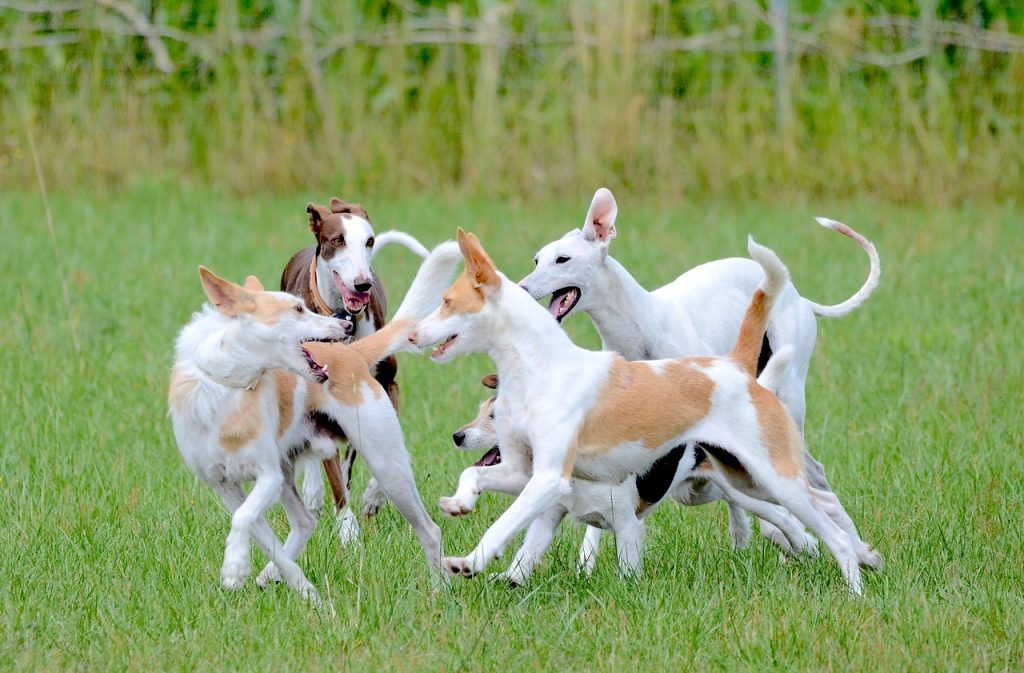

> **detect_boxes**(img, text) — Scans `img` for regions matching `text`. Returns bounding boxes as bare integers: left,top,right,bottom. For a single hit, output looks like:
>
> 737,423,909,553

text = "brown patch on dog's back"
219,388,262,452
573,357,715,458
168,367,198,412
747,380,802,478
272,370,297,439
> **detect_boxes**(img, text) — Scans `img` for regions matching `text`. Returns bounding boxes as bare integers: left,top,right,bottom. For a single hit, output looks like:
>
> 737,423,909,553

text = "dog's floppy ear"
307,202,331,236
243,275,264,292
330,197,370,221
457,228,499,291
481,374,498,390
582,187,618,245
199,266,256,316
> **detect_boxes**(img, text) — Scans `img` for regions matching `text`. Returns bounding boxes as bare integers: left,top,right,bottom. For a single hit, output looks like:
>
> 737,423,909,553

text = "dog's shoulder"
280,245,317,303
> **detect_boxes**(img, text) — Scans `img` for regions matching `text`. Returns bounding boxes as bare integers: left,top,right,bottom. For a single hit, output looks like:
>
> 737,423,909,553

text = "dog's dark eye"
294,305,304,314
366,236,375,248
556,256,570,264
533,257,538,266
443,298,452,307
488,412,495,420
334,236,345,246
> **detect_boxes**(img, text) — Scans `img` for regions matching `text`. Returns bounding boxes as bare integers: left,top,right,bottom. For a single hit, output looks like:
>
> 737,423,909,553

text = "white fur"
518,188,880,559
416,238,874,594
171,245,460,599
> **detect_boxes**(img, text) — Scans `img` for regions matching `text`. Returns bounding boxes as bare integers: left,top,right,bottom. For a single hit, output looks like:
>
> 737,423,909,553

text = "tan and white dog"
169,242,460,601
413,230,876,594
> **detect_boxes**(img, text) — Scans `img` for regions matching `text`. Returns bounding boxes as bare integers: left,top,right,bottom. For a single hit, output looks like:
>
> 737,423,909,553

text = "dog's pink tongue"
334,274,370,312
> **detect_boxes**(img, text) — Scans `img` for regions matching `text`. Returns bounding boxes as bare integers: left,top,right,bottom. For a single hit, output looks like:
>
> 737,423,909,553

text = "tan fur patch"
730,289,769,376
219,387,262,452
440,271,485,317
253,295,301,326
302,341,385,407
168,367,198,412
272,370,297,439
747,380,802,478
573,357,716,458
165,364,197,411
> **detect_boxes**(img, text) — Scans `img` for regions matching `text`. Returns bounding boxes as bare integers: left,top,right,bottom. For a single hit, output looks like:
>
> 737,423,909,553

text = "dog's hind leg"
494,505,567,586
212,479,319,601
810,487,883,570
577,526,602,576
703,473,818,557
330,443,361,544
298,454,325,514
329,395,444,578
256,462,319,588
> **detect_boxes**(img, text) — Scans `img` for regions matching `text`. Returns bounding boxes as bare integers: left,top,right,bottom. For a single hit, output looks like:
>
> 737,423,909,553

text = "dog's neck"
485,280,582,391
180,311,268,390
312,256,344,313
582,256,663,359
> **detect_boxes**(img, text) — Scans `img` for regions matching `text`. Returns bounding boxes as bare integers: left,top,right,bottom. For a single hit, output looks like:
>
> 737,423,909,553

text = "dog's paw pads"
438,496,473,517
442,557,477,577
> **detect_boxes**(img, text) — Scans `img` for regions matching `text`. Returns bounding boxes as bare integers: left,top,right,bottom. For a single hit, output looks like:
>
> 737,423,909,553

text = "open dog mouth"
431,334,459,360
474,447,501,467
333,271,370,314
547,287,580,322
301,347,329,383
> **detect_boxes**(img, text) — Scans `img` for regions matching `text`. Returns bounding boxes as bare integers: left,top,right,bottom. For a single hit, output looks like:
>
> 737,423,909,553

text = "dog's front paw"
439,496,474,517
859,545,884,571
336,507,361,546
255,562,282,588
443,556,479,578
221,559,252,590
361,479,387,519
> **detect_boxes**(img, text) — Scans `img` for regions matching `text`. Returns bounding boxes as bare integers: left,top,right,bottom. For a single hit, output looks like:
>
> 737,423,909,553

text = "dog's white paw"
256,562,283,588
336,507,361,546
221,559,252,590
439,495,474,517
442,556,479,578
859,545,884,571
361,479,387,519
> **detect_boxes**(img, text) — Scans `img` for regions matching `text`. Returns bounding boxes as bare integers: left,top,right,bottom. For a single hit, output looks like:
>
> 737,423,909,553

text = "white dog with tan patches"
169,243,460,601
412,229,873,594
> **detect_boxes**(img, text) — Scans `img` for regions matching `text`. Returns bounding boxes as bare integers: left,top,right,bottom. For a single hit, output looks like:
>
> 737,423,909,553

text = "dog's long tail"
730,238,790,377
372,231,430,260
802,217,880,318
351,240,461,366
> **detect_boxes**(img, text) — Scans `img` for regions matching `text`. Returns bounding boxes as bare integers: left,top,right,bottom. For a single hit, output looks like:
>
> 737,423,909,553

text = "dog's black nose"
354,279,373,293
452,431,465,447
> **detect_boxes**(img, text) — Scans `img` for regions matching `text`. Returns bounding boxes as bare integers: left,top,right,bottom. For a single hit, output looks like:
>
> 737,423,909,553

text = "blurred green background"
2,0,1021,203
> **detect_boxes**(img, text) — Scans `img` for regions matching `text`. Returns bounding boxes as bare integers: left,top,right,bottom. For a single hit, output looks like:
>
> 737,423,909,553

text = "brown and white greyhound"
281,197,428,542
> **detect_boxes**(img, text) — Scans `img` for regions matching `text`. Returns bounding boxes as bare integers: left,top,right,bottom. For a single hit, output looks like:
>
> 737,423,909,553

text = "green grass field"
1,184,1021,671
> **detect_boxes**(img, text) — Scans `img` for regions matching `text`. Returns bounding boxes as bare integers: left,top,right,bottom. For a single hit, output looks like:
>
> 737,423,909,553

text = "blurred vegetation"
1,0,1021,203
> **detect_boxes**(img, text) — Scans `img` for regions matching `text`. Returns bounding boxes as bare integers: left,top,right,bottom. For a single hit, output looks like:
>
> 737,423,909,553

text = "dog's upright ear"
582,187,618,246
199,266,256,316
330,197,370,221
456,228,500,292
307,202,331,236
481,374,498,390
243,275,264,292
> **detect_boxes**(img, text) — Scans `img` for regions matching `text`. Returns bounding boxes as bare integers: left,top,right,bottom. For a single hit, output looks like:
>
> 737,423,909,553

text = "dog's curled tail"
352,240,461,365
803,217,880,318
372,231,430,260
730,237,790,377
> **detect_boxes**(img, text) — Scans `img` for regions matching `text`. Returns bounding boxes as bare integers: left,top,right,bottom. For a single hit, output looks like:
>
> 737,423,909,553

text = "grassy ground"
0,184,1021,672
